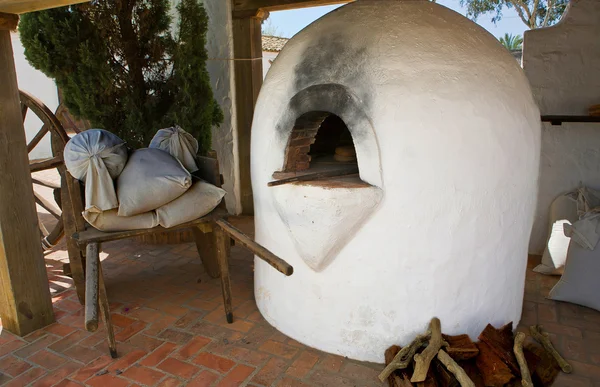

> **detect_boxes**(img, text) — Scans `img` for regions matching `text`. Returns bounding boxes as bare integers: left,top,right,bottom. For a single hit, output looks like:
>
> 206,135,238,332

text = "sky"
266,0,529,40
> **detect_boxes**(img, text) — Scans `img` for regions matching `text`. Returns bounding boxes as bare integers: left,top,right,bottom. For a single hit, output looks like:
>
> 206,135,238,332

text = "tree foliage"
459,0,569,29
498,33,523,50
19,0,222,153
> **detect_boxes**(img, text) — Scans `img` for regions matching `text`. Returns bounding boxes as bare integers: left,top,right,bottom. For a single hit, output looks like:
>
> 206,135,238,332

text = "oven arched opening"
271,111,368,187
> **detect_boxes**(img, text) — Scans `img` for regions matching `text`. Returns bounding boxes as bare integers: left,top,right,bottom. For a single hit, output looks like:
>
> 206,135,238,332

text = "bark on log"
416,367,439,387
479,322,520,375
385,345,404,387
524,342,560,387
513,332,533,387
437,349,475,387
379,333,430,381
475,341,515,386
412,318,443,383
433,358,460,387
442,334,479,361
384,344,415,386
529,325,572,374
459,360,485,387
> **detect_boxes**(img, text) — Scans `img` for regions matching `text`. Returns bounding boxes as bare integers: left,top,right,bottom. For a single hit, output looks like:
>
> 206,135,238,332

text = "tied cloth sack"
562,186,600,251
149,125,199,172
83,209,158,232
156,180,226,228
117,148,192,216
64,129,128,213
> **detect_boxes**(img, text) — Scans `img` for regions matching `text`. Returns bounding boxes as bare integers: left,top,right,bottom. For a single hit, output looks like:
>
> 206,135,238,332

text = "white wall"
524,0,600,254
172,0,240,214
201,0,240,214
11,32,59,160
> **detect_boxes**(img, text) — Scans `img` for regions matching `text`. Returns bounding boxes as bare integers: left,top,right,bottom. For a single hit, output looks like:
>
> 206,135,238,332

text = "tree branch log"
411,317,443,383
437,349,475,387
378,332,431,381
514,332,534,387
529,325,572,373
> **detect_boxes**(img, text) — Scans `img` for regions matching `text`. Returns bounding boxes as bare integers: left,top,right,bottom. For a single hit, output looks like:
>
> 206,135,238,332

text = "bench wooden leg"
215,226,233,324
84,242,117,358
193,226,220,279
99,263,117,358
84,243,99,332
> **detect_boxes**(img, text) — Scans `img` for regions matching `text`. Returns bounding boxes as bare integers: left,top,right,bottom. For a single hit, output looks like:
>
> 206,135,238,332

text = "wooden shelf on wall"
541,115,600,126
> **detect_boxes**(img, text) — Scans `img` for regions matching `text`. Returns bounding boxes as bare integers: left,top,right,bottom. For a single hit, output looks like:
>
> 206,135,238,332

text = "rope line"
207,57,263,61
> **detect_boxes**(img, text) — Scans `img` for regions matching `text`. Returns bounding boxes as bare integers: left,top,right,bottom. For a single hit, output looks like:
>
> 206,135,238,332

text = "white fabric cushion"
64,129,127,213
149,126,199,172
83,209,158,232
117,148,191,216
548,240,600,312
156,180,226,228
534,194,579,275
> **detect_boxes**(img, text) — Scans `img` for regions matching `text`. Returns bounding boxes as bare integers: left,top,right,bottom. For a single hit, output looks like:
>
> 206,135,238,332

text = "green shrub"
19,0,222,153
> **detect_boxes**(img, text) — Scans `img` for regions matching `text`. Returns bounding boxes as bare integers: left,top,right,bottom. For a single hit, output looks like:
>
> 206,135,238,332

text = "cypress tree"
19,0,222,153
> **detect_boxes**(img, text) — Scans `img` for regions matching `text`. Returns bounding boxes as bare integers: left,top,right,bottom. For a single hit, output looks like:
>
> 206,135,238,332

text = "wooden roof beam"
0,0,88,15
233,0,351,14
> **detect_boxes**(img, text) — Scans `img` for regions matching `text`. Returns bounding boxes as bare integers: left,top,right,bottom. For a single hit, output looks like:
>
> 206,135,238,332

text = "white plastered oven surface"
251,0,541,362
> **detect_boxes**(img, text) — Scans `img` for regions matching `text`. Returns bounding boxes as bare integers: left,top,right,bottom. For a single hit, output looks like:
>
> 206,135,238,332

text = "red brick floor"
0,214,599,386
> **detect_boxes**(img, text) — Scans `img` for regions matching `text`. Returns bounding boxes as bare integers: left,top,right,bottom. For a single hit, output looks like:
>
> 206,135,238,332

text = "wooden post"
0,16,55,336
232,9,266,215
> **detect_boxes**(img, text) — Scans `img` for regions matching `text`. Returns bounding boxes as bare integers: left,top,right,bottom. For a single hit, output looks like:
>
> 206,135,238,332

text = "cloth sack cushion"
117,148,192,216
534,193,579,275
564,212,600,251
548,240,600,311
156,180,226,228
64,129,128,213
83,209,158,232
149,125,199,172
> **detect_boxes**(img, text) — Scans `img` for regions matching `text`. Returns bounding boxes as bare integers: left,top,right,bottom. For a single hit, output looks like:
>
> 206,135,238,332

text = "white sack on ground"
156,180,226,228
149,125,199,172
64,129,128,213
117,148,191,216
549,240,600,311
534,194,579,275
563,187,600,250
83,209,158,232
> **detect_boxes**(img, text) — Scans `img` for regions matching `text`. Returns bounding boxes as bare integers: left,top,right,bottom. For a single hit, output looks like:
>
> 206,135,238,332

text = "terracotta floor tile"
158,357,199,379
9,214,600,387
28,349,68,370
31,361,80,387
187,370,220,387
193,352,236,373
0,355,32,377
3,367,46,387
216,364,255,387
122,364,166,386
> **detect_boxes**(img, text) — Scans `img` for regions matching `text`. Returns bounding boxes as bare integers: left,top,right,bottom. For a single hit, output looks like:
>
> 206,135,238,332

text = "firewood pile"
379,318,572,387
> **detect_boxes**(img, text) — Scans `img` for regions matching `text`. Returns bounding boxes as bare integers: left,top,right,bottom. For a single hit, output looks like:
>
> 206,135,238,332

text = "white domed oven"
251,0,541,362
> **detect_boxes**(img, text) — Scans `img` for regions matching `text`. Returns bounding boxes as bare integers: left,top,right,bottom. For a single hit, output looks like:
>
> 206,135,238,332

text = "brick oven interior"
275,111,365,186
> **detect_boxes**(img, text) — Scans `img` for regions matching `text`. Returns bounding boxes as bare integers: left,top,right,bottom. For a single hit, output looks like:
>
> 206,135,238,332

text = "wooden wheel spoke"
38,218,50,237
21,104,28,121
31,177,61,189
27,125,50,153
34,190,62,220
30,156,63,172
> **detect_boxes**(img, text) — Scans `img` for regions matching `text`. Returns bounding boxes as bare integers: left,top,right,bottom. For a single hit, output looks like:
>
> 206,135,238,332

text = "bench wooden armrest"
71,208,229,245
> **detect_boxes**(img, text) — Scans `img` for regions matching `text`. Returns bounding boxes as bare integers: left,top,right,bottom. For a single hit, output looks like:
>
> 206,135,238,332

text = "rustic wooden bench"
60,154,292,358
